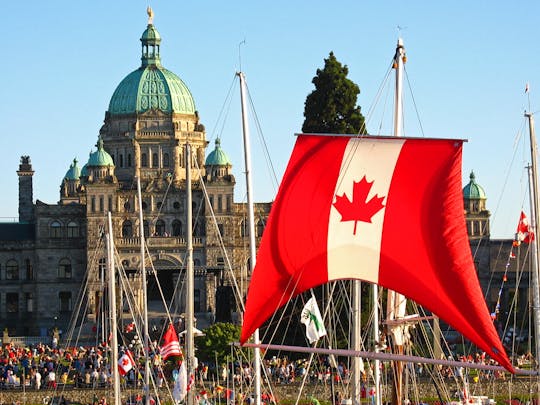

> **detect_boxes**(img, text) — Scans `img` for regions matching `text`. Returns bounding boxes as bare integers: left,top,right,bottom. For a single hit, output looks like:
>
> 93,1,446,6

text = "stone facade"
0,17,271,337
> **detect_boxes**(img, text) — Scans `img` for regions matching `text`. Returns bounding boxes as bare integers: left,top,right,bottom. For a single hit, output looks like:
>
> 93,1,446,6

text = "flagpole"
106,212,121,405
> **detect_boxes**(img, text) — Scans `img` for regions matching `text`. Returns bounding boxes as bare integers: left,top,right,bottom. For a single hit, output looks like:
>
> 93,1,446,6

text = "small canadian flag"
118,350,135,376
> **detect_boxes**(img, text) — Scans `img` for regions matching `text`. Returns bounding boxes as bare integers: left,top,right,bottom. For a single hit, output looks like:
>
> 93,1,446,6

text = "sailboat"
237,39,526,405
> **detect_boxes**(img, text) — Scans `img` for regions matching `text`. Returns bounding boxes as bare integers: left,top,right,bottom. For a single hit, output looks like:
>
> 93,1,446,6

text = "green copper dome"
463,171,486,199
87,138,115,167
64,158,81,180
206,138,232,166
108,18,196,116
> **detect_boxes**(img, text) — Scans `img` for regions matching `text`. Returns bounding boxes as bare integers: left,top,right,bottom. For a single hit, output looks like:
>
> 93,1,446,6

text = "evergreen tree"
302,52,367,134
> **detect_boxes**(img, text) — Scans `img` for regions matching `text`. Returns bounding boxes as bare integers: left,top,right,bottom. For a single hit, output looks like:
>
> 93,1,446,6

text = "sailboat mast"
387,38,407,405
106,212,121,405
185,144,196,405
136,177,151,405
525,113,540,384
238,71,262,405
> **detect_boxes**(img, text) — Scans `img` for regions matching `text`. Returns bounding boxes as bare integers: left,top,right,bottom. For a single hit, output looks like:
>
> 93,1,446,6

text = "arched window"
152,153,158,168
6,259,19,280
50,221,62,238
141,153,148,167
155,219,165,236
256,219,265,237
67,221,79,238
58,258,72,278
172,220,182,236
163,153,170,167
122,220,133,238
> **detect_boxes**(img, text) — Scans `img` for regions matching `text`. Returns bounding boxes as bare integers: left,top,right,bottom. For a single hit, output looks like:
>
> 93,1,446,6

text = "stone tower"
17,155,34,223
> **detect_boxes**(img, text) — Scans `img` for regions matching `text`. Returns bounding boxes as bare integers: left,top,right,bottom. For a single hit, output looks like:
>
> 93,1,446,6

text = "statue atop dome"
147,6,154,24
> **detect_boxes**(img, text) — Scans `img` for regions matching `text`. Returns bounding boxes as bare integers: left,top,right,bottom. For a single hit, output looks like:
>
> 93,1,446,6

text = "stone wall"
0,379,536,405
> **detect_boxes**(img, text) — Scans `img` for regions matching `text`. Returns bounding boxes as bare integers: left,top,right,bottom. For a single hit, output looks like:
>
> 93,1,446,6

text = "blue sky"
1,1,539,239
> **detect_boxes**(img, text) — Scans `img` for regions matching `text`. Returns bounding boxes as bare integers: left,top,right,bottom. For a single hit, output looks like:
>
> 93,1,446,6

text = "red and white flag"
516,211,534,244
160,323,182,361
240,134,512,371
118,350,135,376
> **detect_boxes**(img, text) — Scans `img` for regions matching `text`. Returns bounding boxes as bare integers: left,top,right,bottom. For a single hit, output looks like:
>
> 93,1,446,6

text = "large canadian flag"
240,134,512,371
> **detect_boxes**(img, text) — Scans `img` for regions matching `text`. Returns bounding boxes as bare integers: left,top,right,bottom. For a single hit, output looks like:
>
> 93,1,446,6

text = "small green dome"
108,17,196,116
87,138,115,167
463,171,486,199
81,164,88,177
64,158,81,180
205,138,232,166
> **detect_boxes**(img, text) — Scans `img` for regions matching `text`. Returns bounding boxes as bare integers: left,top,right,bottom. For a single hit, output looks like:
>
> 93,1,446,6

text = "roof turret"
463,171,486,199
205,138,232,166
87,137,114,167
64,158,81,180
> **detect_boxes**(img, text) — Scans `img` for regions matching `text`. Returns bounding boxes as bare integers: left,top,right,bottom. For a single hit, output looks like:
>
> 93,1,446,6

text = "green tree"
196,322,242,365
302,52,367,134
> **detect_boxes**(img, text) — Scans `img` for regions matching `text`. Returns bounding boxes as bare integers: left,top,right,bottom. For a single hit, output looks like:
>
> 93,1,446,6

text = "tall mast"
136,178,151,405
106,212,121,405
185,144,196,405
238,71,262,405
525,113,540,398
387,38,407,405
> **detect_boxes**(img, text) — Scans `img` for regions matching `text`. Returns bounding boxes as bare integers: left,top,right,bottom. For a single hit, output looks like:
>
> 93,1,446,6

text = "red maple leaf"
333,176,386,235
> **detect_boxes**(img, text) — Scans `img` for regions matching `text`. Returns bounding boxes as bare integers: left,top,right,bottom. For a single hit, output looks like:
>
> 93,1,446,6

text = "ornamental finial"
147,6,154,24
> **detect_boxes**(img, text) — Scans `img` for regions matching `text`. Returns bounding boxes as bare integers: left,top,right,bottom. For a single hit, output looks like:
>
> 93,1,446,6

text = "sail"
240,134,513,372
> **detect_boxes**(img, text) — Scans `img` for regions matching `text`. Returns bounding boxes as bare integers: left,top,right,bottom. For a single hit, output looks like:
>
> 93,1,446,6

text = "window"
209,196,214,210
172,220,182,237
124,200,131,211
59,291,72,312
217,195,222,212
152,153,158,168
155,219,165,236
173,201,181,210
217,257,225,267
58,258,72,278
99,196,104,212
91,197,96,213
194,289,201,312
226,195,232,212
217,223,224,237
142,201,148,210
25,259,33,280
122,220,133,238
67,221,79,238
141,153,148,167
119,154,124,168
25,292,34,313
163,153,170,167
256,219,265,237
241,220,248,238
127,154,132,167
143,220,150,237
108,196,113,212
6,259,19,280
50,221,62,238
6,293,18,313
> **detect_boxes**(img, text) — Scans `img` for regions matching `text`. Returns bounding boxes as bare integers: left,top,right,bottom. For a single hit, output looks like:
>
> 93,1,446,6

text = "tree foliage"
302,52,367,135
196,322,242,365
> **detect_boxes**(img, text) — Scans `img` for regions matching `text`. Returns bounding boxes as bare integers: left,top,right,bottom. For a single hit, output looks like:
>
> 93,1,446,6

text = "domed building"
0,11,271,336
